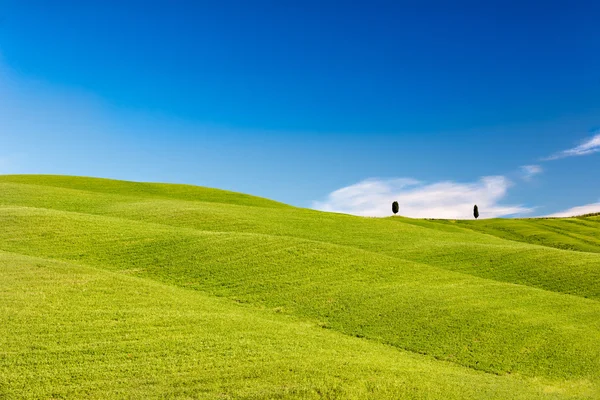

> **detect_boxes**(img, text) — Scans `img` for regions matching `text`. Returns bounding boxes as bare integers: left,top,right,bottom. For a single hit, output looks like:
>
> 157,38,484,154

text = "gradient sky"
1,1,599,218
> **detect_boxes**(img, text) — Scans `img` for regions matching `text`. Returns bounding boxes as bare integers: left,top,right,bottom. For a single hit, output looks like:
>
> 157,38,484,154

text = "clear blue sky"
1,1,599,217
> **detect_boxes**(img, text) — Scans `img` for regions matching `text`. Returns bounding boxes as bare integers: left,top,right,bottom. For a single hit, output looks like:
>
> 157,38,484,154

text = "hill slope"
452,217,600,253
1,175,599,398
2,251,582,399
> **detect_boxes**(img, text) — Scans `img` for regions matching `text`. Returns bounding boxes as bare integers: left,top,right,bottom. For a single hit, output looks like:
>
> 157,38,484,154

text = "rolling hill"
1,175,599,399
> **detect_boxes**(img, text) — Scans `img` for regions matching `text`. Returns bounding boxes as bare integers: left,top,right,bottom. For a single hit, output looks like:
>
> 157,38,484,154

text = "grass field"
1,175,599,399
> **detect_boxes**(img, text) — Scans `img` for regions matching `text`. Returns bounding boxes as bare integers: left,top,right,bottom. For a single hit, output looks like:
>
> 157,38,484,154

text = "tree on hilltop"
392,201,399,215
473,205,479,219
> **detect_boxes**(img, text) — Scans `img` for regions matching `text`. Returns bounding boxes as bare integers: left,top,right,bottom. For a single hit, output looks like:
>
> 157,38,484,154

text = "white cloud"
313,176,532,219
544,202,600,218
544,132,600,160
520,165,543,180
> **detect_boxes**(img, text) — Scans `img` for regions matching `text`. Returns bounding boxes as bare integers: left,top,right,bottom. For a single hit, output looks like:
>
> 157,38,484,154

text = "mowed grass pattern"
1,175,599,398
458,217,600,253
3,251,585,399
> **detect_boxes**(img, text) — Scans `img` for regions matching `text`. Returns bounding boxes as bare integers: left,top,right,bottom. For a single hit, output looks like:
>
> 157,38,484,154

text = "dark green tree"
473,205,479,219
392,201,399,215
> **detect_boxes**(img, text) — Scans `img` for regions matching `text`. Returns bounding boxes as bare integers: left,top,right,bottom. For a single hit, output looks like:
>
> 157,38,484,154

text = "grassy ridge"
0,174,288,208
1,175,600,398
434,217,600,254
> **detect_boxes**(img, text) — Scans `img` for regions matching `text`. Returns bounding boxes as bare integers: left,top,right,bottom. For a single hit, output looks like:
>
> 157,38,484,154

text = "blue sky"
1,1,599,218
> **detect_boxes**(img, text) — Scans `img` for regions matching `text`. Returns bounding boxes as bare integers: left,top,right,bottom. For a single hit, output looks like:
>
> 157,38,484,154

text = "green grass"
1,175,599,398
444,217,600,253
395,217,600,254
3,251,586,399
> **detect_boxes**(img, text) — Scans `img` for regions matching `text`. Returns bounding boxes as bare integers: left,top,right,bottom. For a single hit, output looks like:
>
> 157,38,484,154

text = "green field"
1,175,599,399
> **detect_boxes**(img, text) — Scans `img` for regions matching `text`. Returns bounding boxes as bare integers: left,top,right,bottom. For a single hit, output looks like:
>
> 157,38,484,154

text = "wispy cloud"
313,176,532,219
543,131,600,161
520,165,542,180
544,202,600,217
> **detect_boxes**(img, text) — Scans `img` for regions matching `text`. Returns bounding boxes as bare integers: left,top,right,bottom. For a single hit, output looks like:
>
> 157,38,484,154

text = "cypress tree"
474,205,479,219
392,201,399,215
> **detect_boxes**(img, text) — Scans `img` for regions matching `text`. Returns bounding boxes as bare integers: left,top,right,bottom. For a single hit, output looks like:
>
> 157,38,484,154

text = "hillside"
422,217,600,254
1,175,599,399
